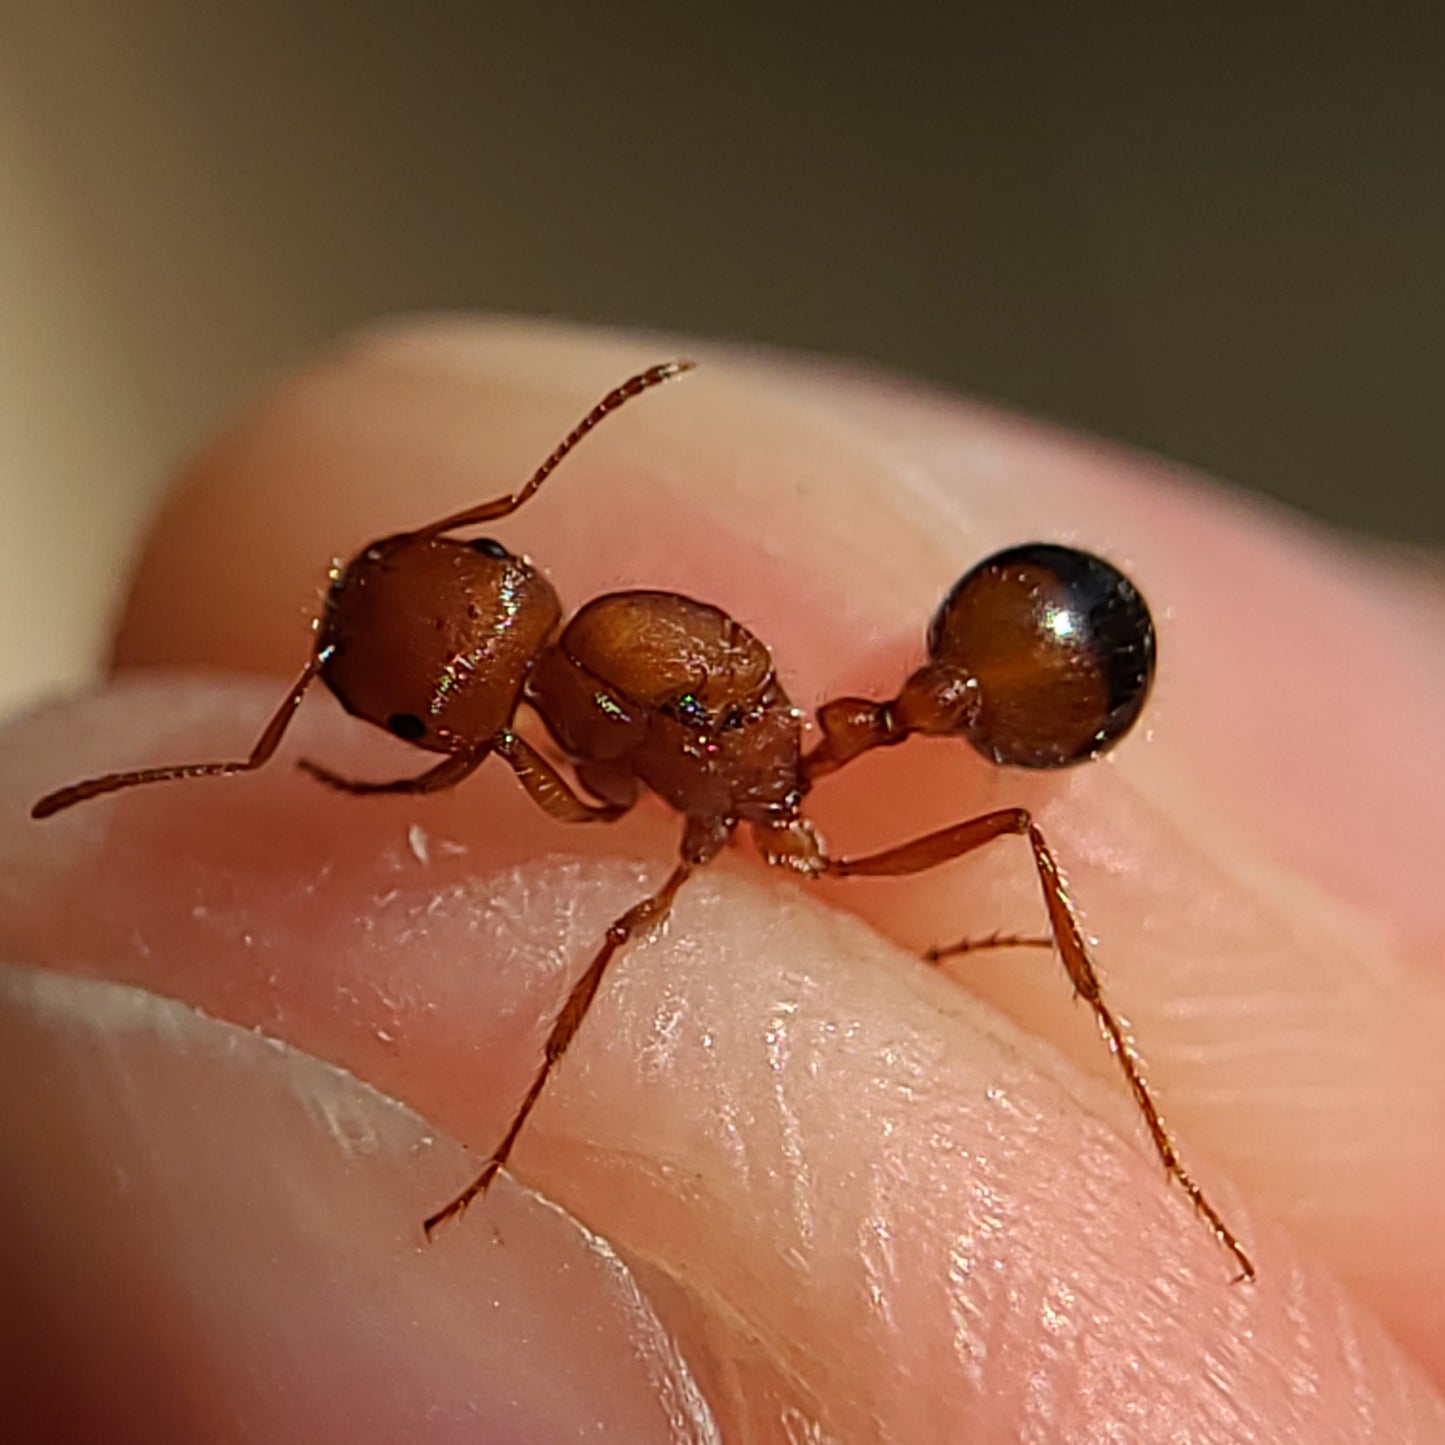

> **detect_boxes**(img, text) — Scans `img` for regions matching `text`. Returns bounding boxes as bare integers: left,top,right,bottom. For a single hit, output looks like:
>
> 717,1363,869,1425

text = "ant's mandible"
32,361,1254,1283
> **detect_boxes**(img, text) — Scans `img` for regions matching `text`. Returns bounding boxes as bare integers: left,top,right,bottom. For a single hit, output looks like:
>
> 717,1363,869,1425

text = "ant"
32,361,1255,1283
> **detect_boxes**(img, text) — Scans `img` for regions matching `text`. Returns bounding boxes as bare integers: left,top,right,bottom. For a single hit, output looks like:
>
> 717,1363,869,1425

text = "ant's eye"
387,712,428,742
468,537,511,560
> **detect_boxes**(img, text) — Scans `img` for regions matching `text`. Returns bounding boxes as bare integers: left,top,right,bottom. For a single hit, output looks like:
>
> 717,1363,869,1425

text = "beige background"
0,6,1439,713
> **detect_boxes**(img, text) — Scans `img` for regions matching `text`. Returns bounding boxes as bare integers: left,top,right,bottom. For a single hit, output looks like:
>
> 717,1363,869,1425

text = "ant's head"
317,359,696,756
899,543,1156,768
319,533,561,753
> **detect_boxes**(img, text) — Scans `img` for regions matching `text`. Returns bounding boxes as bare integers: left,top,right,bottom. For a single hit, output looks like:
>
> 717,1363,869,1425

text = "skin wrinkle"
766,998,818,1258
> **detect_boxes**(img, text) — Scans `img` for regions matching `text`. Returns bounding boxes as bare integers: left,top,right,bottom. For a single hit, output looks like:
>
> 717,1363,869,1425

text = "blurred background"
0,6,1440,713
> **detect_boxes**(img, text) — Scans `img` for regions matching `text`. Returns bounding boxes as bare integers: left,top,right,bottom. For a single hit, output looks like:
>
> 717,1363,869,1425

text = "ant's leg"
924,931,1052,964
827,808,1255,1283
411,362,694,542
494,732,634,823
301,732,630,814
32,654,325,818
298,748,487,796
424,855,694,1236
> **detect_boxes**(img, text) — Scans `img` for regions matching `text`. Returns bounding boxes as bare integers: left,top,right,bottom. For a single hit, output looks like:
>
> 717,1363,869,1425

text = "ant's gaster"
31,364,1254,1283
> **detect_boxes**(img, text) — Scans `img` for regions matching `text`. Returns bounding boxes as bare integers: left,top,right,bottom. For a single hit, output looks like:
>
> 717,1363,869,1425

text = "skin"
1,318,1443,1442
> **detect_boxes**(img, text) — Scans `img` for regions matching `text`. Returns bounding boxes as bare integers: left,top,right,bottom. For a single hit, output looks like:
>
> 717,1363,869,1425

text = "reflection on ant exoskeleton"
32,361,1253,1282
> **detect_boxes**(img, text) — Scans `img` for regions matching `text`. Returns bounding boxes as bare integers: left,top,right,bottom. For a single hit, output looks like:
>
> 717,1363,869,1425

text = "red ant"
32,361,1255,1282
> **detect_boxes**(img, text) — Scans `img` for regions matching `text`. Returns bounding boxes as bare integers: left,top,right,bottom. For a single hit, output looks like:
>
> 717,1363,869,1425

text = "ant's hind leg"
424,854,695,1236
298,748,487,796
923,931,1052,964
301,733,633,818
825,808,1255,1283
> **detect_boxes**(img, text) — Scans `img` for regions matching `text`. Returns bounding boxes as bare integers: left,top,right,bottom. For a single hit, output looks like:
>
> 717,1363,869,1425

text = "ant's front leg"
823,807,1255,1284
33,654,326,818
301,732,632,820
493,733,633,823
298,748,488,796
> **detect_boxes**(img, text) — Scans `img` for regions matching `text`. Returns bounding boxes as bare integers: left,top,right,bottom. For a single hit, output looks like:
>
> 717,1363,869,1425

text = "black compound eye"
468,537,511,560
387,712,428,742
928,542,1156,768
